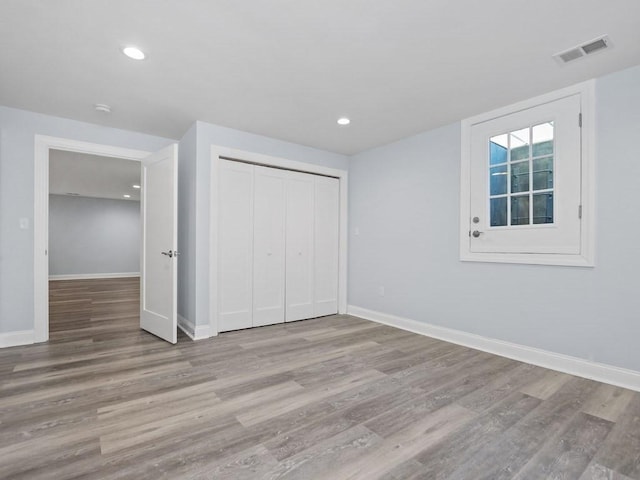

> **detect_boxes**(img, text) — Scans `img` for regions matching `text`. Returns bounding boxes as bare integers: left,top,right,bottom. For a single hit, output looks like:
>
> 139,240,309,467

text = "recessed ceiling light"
122,46,145,60
132,184,141,189
94,103,111,114
123,194,131,198
337,117,351,126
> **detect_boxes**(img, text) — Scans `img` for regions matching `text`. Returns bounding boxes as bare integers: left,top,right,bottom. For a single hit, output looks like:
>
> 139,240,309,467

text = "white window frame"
459,80,596,267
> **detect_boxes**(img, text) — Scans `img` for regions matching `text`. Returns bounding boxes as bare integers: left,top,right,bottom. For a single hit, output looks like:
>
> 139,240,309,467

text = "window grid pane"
489,122,554,228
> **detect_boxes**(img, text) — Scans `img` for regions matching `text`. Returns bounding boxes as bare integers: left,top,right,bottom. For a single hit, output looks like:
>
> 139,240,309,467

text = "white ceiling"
49,150,141,201
1,1,639,155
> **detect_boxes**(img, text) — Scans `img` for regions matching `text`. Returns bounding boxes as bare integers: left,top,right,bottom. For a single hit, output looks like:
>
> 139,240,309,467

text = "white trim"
49,272,140,281
459,80,596,267
34,135,150,343
178,315,213,340
348,305,640,393
0,330,35,348
210,146,348,337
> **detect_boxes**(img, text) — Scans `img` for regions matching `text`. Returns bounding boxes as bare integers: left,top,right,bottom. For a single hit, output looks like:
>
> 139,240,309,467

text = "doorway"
34,135,149,343
47,149,143,340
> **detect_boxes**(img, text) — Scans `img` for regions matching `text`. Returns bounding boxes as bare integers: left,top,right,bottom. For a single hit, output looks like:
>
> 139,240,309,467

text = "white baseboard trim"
0,330,34,348
177,315,211,341
49,272,140,281
348,305,640,393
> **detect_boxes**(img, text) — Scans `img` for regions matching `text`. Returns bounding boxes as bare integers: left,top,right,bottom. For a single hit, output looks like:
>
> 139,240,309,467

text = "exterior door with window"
468,94,582,255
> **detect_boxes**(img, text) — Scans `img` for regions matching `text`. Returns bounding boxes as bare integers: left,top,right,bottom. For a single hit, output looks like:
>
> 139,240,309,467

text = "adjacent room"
1,1,640,479
48,150,142,341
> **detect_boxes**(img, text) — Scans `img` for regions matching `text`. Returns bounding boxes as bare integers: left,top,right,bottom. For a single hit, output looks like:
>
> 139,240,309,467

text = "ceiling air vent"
553,35,611,64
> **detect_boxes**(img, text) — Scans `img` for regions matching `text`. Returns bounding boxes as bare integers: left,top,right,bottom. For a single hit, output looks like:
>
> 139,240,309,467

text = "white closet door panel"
218,160,254,332
285,171,315,322
314,176,339,317
253,166,286,327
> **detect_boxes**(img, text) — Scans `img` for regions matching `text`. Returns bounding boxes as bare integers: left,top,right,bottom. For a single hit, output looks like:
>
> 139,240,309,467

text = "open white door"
140,144,178,343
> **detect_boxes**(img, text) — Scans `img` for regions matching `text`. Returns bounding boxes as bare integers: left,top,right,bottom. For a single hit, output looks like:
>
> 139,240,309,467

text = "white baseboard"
49,272,140,281
177,315,211,341
348,305,640,393
0,330,34,348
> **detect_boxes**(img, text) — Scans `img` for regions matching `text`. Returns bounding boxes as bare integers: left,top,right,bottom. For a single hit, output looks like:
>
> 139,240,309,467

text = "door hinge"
578,205,582,219
578,113,582,128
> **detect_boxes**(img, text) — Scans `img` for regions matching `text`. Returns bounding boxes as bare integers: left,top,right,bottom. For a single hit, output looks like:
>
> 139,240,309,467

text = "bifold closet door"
285,171,315,322
314,176,339,317
218,160,254,331
252,166,286,327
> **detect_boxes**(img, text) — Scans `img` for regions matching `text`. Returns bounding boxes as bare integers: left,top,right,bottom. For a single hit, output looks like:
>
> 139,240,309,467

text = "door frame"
33,135,150,343
210,146,349,336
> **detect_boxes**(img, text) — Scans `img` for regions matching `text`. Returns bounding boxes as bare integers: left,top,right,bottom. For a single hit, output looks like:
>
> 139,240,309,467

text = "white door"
140,144,178,343
314,176,340,317
218,160,254,331
253,165,286,327
469,94,582,254
285,171,315,322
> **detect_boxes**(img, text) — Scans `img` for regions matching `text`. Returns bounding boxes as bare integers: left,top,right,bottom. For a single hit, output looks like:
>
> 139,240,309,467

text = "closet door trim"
210,146,348,336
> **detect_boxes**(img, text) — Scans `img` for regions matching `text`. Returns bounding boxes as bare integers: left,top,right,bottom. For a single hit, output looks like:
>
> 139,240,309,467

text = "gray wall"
0,106,173,333
49,195,140,276
348,64,640,372
177,121,349,326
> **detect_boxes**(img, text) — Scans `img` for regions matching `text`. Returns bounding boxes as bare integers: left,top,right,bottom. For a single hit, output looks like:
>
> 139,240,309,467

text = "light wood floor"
0,278,638,479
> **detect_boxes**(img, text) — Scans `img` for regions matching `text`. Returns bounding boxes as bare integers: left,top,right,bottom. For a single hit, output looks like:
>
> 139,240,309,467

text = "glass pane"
511,161,530,193
509,127,530,161
489,135,508,165
533,156,553,191
532,122,554,157
533,193,554,224
490,165,507,195
511,195,530,225
490,197,507,227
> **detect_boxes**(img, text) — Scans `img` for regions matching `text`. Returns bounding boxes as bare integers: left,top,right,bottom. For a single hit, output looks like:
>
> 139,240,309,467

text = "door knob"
472,230,483,238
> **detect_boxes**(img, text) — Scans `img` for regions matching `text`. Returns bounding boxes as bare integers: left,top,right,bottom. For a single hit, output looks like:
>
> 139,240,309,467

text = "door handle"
471,230,483,238
161,250,174,258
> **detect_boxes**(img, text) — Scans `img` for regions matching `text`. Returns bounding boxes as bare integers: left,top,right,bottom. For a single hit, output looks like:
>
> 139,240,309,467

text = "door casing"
34,135,150,343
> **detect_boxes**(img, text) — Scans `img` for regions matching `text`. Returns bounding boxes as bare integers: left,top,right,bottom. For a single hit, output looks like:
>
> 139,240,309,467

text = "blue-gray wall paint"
0,106,173,333
49,195,140,276
348,64,640,372
177,121,349,326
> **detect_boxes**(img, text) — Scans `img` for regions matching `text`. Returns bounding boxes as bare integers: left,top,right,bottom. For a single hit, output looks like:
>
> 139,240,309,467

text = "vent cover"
553,35,611,64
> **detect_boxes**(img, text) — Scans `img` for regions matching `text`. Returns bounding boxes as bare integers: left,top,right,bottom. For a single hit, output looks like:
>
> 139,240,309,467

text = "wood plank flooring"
0,277,639,479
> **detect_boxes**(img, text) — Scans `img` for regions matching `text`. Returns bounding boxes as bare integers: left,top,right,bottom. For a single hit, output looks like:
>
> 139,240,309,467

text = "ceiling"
1,1,639,155
49,150,141,201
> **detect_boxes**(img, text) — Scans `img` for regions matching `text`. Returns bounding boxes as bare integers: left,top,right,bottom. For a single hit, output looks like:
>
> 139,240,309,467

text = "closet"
218,159,339,332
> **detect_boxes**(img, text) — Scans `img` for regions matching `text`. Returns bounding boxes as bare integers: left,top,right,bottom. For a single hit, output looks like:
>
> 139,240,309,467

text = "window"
489,122,554,227
460,82,595,266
